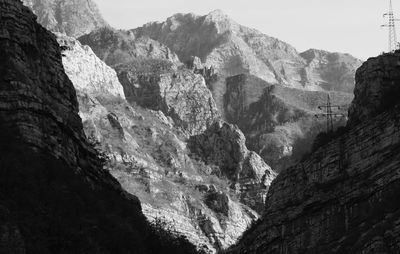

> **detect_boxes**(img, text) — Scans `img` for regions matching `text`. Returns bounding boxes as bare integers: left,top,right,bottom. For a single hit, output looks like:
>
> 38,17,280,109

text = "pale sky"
93,0,396,60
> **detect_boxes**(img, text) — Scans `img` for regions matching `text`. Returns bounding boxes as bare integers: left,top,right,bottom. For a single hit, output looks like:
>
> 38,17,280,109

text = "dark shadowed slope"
0,1,199,253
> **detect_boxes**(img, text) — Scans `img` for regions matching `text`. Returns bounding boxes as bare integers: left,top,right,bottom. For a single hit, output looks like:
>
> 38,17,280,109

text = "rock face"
118,67,220,135
0,1,198,253
61,34,268,253
189,121,277,212
224,74,351,170
227,53,400,254
22,0,108,38
348,51,400,126
58,34,125,99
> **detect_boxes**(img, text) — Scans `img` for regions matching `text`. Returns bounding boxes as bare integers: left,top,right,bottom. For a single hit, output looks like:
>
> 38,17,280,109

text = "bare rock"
118,68,220,135
58,34,125,99
348,51,400,126
189,121,277,212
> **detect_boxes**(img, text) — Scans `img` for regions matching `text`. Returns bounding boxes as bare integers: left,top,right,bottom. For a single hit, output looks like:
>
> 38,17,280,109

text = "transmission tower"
315,94,346,133
382,0,400,52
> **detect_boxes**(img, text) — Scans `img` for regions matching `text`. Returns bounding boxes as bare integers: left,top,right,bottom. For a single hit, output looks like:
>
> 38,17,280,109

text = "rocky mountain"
79,10,361,170
60,34,275,252
130,10,362,109
226,52,400,253
0,1,199,253
22,0,108,37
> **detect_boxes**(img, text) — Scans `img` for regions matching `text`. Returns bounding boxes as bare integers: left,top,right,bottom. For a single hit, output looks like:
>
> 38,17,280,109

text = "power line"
315,94,346,133
382,0,400,52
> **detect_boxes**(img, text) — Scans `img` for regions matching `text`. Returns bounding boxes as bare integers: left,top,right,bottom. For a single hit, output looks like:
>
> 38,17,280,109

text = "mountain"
60,34,276,252
226,52,400,253
80,10,362,170
22,0,108,37
130,10,362,109
0,0,198,253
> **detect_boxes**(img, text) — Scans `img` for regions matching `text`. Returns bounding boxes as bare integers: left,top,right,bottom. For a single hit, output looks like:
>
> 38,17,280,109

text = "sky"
93,0,395,60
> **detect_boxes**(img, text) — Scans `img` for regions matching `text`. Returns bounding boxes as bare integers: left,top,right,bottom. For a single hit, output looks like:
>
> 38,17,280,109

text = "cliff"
60,35,271,252
348,51,400,126
22,0,108,37
118,67,220,135
0,1,198,253
226,53,400,253
58,33,125,99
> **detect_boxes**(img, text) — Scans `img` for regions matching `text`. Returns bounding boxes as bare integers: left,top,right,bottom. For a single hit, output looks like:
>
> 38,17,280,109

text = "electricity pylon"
382,0,400,52
315,94,346,133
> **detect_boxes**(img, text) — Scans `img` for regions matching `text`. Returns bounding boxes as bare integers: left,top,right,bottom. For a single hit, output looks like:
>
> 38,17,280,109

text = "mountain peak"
207,9,226,17
205,9,231,22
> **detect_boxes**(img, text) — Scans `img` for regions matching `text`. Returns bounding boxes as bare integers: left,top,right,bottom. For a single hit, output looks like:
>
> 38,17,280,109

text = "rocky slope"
60,35,275,252
226,53,400,253
0,1,199,253
22,0,108,37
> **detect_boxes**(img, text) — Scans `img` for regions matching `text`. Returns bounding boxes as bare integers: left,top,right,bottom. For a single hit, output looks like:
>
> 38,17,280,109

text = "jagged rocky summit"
226,52,400,253
22,0,108,37
59,33,275,252
0,1,199,253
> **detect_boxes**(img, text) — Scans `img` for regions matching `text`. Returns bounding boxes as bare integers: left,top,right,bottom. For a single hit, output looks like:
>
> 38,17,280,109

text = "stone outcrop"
60,28,264,253
189,121,277,212
22,0,108,37
0,1,198,253
227,53,400,254
348,51,400,126
58,34,125,99
117,67,220,135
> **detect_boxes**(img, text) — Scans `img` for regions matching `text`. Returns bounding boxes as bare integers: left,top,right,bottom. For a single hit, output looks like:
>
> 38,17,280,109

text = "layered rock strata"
227,53,400,254
0,1,198,253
